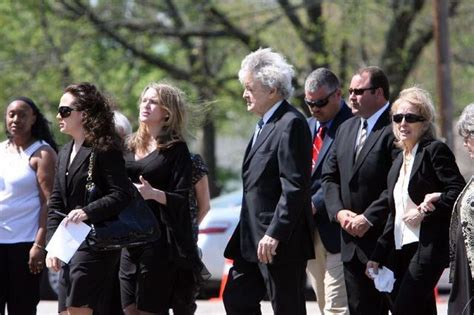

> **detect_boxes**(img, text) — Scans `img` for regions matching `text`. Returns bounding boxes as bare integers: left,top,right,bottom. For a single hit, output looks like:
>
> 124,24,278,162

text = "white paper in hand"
368,266,396,293
45,218,91,264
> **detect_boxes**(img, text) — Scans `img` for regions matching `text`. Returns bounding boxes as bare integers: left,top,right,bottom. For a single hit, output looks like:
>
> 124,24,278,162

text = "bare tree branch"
381,0,461,100
59,0,191,80
207,6,261,51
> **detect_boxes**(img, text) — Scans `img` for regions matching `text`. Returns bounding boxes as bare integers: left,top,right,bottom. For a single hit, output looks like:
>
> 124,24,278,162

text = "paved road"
32,295,448,315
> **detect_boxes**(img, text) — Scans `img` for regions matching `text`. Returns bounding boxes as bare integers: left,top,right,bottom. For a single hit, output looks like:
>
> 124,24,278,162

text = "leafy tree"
1,0,472,193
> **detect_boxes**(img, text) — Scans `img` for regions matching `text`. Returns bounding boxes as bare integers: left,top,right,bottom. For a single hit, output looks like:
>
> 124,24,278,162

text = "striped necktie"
312,126,326,169
355,119,368,160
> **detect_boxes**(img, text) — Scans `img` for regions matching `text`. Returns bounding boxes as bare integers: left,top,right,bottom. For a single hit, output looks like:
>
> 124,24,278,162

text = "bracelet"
33,243,46,251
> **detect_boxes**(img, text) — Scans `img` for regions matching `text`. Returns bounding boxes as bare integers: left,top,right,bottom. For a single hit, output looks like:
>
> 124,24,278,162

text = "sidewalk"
34,295,448,315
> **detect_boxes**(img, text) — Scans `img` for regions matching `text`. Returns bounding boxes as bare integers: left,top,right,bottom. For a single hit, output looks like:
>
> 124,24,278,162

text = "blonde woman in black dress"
120,82,201,315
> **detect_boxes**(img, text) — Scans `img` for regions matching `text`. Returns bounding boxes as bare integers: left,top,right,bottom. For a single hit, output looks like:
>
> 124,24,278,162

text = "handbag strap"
86,150,96,192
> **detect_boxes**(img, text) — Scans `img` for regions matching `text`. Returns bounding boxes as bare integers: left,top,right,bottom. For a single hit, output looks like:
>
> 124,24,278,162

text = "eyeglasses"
348,87,377,95
462,131,474,141
305,89,337,108
392,113,426,124
58,106,78,118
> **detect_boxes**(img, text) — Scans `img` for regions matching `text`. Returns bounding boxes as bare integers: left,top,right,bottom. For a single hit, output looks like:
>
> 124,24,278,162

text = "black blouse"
125,142,197,268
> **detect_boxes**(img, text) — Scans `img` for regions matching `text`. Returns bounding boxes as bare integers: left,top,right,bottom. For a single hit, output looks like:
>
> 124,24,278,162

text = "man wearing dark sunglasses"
323,66,399,314
304,68,353,315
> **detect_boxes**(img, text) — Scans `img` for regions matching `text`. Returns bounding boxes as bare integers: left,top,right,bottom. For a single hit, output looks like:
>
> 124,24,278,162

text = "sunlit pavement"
34,295,448,315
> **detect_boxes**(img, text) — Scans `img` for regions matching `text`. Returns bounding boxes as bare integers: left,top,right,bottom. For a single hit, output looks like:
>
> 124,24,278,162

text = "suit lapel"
243,102,287,167
410,142,427,181
387,154,403,193
341,118,360,174
58,141,72,204
352,108,391,174
66,145,92,189
308,118,317,139
313,136,332,174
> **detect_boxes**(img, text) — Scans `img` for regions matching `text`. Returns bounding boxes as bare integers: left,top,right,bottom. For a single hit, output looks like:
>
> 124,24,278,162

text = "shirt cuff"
363,215,373,227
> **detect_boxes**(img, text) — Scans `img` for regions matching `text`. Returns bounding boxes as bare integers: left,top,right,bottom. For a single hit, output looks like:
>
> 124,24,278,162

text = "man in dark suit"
323,66,399,314
304,68,353,315
223,48,314,315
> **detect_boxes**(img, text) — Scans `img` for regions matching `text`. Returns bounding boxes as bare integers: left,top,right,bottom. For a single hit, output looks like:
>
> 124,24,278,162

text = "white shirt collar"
363,101,390,134
261,100,284,125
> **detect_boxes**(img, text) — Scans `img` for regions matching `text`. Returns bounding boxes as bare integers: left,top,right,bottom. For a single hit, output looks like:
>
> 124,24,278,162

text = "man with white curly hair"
223,48,314,315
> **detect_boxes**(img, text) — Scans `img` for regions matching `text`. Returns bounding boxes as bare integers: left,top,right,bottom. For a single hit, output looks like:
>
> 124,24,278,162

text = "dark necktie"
355,119,368,160
312,126,326,169
252,118,264,147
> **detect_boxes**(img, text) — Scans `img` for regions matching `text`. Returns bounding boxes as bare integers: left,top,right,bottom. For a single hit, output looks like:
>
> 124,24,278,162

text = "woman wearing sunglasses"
46,82,132,315
366,86,465,315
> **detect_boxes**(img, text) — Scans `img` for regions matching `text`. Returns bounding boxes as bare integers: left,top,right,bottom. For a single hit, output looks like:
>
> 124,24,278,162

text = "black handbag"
85,151,160,251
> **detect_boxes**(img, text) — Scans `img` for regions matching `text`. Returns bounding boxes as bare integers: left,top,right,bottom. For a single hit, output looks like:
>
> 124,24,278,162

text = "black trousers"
223,258,307,315
0,243,41,315
343,255,389,315
391,243,444,315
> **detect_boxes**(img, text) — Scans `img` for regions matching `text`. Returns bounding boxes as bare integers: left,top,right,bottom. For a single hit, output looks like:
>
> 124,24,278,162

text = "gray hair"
113,111,132,137
305,68,340,93
238,47,294,99
457,103,474,138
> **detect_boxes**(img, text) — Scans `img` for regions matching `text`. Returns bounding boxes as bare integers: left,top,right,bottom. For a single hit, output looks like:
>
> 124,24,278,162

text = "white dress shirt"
393,143,420,249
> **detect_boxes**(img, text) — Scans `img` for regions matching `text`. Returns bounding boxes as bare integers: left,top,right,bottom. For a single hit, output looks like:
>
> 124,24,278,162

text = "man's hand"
312,203,317,215
350,214,371,237
257,235,279,264
336,209,357,234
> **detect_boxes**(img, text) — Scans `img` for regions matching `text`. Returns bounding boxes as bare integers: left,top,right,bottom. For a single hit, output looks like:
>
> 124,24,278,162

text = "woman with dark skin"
0,97,57,315
46,83,132,315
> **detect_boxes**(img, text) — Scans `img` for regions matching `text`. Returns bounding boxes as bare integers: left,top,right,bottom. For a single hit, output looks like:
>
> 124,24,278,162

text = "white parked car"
198,190,242,293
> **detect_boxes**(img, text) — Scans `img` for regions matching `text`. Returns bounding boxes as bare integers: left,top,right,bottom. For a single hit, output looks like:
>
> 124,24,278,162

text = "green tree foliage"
0,0,472,192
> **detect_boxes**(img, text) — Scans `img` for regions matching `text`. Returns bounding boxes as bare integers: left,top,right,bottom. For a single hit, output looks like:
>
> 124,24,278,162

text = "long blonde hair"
127,82,187,154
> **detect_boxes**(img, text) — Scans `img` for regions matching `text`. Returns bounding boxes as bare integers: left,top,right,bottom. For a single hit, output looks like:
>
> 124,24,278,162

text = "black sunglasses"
348,87,377,95
58,106,78,118
392,113,426,124
305,89,337,108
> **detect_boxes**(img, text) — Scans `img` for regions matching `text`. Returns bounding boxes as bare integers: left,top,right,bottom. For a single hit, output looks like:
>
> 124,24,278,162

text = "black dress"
119,142,200,314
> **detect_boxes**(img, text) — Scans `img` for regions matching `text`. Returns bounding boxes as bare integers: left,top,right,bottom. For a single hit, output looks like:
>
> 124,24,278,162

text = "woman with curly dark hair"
119,82,203,315
1,97,57,314
46,83,132,315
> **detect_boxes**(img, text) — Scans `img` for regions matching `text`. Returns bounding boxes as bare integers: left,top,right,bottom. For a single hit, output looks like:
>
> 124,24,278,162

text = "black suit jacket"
308,102,353,254
322,106,399,262
47,142,132,242
371,140,465,267
224,100,314,264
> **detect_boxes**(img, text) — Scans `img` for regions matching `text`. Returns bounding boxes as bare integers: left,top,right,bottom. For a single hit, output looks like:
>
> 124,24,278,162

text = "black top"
125,141,198,269
47,142,132,243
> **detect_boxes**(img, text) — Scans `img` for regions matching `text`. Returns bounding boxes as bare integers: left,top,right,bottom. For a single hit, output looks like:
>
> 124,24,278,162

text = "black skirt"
58,246,120,312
